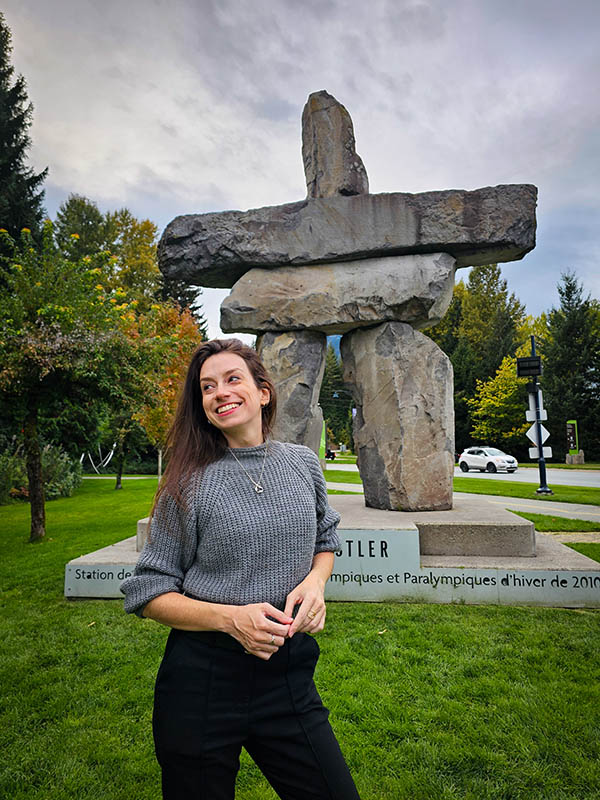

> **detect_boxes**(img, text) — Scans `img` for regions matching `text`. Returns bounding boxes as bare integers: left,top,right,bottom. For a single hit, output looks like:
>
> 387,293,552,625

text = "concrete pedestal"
65,495,600,607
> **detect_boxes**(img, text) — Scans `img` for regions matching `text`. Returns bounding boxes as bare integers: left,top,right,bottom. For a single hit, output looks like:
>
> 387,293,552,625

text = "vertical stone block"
302,89,369,199
256,330,327,455
341,322,454,511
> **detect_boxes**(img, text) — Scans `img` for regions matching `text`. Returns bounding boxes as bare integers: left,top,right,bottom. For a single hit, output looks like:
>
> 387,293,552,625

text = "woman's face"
199,352,270,446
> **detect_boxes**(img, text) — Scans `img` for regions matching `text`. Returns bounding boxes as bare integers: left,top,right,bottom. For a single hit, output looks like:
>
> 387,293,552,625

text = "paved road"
454,466,600,488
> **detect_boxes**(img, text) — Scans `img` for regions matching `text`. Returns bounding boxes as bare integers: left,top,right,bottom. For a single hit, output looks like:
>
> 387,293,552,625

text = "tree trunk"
24,400,46,542
114,430,126,490
158,448,162,481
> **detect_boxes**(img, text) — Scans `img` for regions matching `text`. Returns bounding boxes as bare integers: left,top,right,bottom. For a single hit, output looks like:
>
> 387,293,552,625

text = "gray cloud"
3,0,599,329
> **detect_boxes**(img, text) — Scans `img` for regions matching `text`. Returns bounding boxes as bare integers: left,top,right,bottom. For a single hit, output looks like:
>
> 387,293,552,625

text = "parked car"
458,447,518,473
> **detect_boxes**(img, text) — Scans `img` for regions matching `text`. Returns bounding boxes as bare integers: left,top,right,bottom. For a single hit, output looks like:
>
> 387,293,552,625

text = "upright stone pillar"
341,322,454,511
256,330,327,455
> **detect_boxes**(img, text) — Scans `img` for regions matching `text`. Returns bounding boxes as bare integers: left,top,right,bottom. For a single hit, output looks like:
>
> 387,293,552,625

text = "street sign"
527,391,545,411
526,409,547,421
526,423,550,445
529,446,552,459
517,356,542,377
566,420,578,454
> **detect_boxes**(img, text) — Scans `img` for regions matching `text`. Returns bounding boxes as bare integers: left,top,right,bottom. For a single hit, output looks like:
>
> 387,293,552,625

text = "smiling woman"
199,351,271,448
120,338,360,800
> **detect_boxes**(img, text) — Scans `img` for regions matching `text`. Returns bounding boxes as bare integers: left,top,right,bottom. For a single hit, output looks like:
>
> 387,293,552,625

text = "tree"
468,356,529,456
54,194,108,261
458,265,525,383
540,272,600,460
0,13,47,239
0,223,146,540
319,344,353,447
54,194,207,328
134,304,205,456
426,266,526,451
467,315,547,458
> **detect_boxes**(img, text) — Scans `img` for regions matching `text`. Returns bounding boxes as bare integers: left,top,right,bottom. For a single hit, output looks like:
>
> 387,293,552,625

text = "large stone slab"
221,252,455,335
158,184,537,288
341,322,454,512
302,90,369,199
256,330,326,454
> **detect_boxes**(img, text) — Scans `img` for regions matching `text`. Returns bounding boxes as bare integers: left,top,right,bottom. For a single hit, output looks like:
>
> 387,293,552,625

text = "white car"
458,447,518,473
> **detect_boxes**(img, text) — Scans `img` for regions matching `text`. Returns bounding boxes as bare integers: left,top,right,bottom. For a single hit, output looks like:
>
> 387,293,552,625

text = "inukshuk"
158,90,537,512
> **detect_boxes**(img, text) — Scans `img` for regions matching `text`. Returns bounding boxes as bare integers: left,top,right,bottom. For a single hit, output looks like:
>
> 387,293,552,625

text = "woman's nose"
215,382,230,398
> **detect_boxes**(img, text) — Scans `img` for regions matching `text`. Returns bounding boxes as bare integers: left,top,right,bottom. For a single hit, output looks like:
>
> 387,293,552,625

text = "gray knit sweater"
120,441,340,615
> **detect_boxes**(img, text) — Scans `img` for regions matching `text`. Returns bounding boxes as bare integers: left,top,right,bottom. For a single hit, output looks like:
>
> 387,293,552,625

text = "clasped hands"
230,572,326,661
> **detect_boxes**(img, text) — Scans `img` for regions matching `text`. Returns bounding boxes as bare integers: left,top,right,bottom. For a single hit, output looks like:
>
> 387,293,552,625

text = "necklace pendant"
254,484,264,494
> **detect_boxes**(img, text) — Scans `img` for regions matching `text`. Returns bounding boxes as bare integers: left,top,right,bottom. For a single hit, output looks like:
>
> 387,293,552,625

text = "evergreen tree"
458,264,525,383
540,272,600,460
54,194,107,260
426,266,525,451
54,194,207,329
0,13,47,238
319,344,353,447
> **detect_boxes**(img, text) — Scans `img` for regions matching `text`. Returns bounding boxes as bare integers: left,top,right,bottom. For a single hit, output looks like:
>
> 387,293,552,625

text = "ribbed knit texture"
120,441,340,615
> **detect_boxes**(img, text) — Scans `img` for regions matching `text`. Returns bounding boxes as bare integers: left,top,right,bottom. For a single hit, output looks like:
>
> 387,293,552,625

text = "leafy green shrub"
0,447,28,503
41,444,82,499
0,443,82,503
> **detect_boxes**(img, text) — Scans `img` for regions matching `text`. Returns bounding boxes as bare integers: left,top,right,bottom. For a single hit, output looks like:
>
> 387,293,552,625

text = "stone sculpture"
157,89,537,511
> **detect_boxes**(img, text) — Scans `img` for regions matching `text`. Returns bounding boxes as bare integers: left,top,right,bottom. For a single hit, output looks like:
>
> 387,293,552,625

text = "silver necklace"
228,441,268,494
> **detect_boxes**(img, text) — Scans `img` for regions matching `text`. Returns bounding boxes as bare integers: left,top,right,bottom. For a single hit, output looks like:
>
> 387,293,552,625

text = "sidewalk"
453,491,600,522
325,481,600,521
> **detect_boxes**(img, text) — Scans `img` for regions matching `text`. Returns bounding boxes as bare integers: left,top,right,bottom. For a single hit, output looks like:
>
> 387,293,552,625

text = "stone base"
65,496,600,607
566,451,585,465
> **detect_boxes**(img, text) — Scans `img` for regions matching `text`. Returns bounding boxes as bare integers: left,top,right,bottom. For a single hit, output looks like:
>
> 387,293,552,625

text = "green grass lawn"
322,468,364,484
566,542,600,563
509,512,600,532
325,468,600,506
1,483,600,799
453,477,600,506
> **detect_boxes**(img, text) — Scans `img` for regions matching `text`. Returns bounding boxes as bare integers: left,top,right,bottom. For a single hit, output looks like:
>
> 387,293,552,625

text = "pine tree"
319,344,353,447
0,13,47,238
54,194,107,260
458,264,525,383
426,266,526,451
540,272,600,460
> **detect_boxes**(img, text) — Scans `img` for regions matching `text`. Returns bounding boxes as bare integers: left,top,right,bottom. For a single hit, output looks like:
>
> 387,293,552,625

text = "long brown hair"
154,338,277,510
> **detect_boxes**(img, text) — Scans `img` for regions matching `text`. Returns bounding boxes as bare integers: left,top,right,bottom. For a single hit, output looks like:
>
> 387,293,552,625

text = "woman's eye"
229,375,241,382
201,383,213,393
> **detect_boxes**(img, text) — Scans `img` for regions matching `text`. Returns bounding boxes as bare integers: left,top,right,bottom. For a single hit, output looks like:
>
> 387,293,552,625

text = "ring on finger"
308,610,316,619
270,634,275,645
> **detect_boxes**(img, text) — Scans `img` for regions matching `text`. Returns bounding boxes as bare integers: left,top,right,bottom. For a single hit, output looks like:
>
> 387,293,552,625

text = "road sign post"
517,336,553,495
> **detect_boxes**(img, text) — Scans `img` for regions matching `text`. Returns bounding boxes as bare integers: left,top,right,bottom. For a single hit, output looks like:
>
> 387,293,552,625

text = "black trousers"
153,629,360,800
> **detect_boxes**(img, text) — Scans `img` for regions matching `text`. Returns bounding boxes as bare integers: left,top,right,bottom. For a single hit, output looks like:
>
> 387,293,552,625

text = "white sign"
325,529,600,607
526,409,547,421
529,446,553,459
528,390,544,413
526,423,550,445
65,563,133,598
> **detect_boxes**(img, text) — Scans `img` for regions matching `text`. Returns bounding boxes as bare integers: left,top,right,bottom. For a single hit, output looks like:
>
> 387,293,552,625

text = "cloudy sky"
4,0,600,337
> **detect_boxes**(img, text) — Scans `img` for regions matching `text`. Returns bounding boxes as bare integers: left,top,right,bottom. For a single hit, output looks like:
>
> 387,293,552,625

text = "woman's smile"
217,402,242,415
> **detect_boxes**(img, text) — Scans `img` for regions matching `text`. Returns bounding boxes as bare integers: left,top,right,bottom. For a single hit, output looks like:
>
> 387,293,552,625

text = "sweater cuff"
121,575,182,616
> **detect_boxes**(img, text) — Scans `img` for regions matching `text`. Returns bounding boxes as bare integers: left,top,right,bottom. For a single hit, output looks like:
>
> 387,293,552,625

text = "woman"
121,338,360,800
